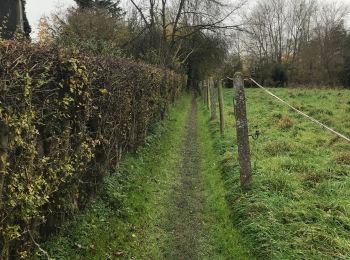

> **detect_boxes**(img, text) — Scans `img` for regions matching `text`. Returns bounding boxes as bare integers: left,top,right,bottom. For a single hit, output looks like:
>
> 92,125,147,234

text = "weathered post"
217,79,225,136
200,81,204,102
203,80,207,106
210,77,217,120
206,78,211,109
233,72,252,189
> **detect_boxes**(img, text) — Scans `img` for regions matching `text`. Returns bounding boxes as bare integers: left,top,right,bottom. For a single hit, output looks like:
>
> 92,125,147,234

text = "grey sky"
27,0,76,36
26,0,350,37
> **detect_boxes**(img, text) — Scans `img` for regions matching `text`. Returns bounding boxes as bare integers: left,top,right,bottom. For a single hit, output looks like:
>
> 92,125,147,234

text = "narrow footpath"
164,97,209,259
40,95,252,259
161,96,252,259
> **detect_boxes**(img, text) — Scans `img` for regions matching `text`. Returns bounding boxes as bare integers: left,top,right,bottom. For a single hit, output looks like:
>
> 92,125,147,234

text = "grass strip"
36,95,190,259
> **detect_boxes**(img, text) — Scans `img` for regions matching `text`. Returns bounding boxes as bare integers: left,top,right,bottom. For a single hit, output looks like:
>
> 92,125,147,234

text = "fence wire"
248,78,350,143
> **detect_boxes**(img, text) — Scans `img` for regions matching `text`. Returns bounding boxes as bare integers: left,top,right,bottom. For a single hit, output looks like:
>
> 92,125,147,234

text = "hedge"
0,40,185,258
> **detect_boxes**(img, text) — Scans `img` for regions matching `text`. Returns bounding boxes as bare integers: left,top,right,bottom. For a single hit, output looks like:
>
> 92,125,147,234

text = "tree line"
240,0,350,87
8,0,350,88
40,0,247,90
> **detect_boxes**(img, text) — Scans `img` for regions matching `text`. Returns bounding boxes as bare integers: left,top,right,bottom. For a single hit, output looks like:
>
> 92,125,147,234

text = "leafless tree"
126,0,246,65
241,0,349,86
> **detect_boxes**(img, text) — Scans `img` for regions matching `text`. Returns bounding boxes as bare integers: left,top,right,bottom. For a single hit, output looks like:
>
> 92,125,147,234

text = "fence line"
249,78,350,143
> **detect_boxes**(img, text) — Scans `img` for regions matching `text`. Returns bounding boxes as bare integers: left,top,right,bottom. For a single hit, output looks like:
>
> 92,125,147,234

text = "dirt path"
143,94,251,259
163,96,211,259
38,95,251,259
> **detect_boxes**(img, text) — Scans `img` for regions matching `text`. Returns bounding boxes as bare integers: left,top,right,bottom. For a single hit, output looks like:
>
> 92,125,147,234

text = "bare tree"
313,1,349,85
241,0,349,86
126,0,246,66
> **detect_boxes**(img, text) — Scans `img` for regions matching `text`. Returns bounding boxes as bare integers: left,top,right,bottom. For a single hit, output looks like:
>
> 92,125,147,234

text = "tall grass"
197,98,253,259
207,88,350,259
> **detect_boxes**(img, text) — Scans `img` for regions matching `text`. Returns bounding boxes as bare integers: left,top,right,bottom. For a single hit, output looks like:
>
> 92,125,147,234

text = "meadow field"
205,88,350,259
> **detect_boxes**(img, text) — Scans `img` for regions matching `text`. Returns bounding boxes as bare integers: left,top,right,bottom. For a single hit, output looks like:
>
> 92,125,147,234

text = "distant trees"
124,0,245,87
37,17,52,44
49,0,350,88
242,0,350,87
343,34,350,86
74,0,124,17
51,1,128,56
49,0,245,89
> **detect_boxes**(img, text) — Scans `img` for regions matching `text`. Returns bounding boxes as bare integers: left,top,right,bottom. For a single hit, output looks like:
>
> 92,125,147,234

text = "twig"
28,229,54,260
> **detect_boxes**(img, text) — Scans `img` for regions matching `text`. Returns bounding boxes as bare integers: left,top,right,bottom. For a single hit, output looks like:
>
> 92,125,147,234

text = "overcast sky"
27,0,350,37
27,0,76,36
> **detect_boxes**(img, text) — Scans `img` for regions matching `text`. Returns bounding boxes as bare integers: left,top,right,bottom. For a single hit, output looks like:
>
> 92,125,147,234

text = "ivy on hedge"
0,40,185,258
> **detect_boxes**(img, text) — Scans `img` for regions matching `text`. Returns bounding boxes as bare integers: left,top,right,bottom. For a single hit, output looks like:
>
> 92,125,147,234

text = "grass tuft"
335,152,350,165
276,116,294,130
263,140,293,156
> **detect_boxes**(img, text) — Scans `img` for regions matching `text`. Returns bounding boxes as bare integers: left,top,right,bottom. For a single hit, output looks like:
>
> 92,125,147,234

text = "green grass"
205,87,350,259
35,95,191,259
197,98,253,259
36,93,255,259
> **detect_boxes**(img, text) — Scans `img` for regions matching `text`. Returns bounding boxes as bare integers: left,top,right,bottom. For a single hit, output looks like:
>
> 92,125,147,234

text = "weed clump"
276,116,294,130
263,140,293,156
260,175,293,194
335,153,350,165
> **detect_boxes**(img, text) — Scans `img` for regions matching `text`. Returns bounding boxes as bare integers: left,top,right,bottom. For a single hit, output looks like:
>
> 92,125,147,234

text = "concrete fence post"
210,77,217,120
233,72,252,190
207,78,211,109
217,79,225,136
203,80,207,106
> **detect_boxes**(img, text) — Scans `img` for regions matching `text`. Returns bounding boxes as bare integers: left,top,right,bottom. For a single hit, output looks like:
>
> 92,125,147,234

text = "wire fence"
248,78,350,143
200,74,350,188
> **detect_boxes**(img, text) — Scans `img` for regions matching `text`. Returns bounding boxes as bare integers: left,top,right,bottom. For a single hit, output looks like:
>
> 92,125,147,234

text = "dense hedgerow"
0,40,185,258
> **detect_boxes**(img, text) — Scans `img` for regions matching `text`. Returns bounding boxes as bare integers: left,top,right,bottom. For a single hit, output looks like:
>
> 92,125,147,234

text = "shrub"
0,40,185,258
271,63,288,87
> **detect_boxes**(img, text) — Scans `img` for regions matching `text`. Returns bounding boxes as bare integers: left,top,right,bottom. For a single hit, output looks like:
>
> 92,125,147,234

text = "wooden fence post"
210,77,217,120
203,80,207,106
217,79,225,136
200,81,205,103
207,78,211,109
233,72,252,189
